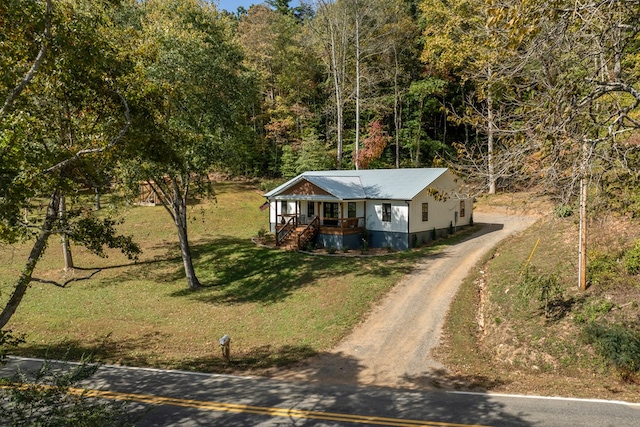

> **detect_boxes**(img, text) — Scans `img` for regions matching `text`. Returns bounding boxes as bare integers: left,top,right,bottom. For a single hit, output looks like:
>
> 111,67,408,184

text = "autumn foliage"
355,121,391,169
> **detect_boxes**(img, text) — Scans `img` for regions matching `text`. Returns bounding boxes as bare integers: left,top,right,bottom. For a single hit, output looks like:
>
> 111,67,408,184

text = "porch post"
275,199,280,246
363,201,366,229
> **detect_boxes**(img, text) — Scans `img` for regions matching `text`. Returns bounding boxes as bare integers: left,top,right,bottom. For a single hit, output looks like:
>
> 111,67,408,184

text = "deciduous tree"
121,0,255,290
0,0,140,328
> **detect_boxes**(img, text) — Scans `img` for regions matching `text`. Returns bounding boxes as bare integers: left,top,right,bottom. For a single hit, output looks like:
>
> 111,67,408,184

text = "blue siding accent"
317,234,342,250
368,231,409,251
316,233,364,251
343,234,363,251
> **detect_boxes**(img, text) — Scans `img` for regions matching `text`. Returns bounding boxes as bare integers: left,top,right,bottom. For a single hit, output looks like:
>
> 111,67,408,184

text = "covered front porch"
272,198,366,250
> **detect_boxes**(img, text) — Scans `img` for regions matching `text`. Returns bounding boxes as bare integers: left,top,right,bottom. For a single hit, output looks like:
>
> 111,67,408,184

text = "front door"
323,202,339,226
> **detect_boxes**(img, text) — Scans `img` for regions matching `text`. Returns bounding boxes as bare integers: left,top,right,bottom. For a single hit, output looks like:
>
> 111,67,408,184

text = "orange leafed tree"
355,120,390,169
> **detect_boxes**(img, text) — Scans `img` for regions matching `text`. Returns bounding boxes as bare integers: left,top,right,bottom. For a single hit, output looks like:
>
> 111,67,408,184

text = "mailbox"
219,335,230,346
219,334,231,362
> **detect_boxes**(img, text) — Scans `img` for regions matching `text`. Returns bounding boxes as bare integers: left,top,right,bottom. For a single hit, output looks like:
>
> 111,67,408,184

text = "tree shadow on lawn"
11,333,319,374
169,343,319,374
11,331,170,368
163,236,428,305
101,223,502,305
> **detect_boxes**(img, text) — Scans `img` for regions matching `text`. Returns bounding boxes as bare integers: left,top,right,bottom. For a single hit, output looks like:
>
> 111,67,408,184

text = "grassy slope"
0,182,439,373
437,194,640,401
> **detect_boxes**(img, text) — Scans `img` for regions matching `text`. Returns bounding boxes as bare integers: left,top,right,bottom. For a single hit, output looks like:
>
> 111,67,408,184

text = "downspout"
405,200,411,249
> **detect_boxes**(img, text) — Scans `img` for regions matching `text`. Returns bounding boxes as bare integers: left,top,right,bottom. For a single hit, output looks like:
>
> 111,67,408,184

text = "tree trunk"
329,21,344,169
94,188,101,210
415,97,424,167
175,215,201,290
59,195,74,271
578,140,588,290
0,191,60,329
486,87,496,194
354,0,361,169
172,180,201,290
393,47,401,169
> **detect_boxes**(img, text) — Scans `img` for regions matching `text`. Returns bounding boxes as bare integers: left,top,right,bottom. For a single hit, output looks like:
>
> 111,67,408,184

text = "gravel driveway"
275,210,538,389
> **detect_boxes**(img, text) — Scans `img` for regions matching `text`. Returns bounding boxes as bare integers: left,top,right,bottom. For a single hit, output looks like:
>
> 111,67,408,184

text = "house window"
382,203,392,222
348,202,356,218
323,202,339,226
422,203,429,222
460,200,465,218
307,201,315,218
281,201,288,214
324,202,339,218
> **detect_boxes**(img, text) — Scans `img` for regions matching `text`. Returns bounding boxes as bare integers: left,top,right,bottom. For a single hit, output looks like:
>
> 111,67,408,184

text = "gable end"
282,179,331,196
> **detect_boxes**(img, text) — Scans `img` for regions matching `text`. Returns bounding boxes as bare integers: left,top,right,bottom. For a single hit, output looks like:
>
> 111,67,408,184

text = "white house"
263,168,473,251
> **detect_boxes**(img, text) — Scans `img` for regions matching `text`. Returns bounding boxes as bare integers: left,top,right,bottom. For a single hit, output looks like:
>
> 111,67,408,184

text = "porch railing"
321,217,364,229
298,216,320,250
276,216,297,246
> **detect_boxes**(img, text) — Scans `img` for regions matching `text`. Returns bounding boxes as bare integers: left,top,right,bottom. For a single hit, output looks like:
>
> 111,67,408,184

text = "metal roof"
264,168,450,201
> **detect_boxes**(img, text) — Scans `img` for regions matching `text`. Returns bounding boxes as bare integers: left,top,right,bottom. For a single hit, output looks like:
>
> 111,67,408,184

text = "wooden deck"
276,215,364,249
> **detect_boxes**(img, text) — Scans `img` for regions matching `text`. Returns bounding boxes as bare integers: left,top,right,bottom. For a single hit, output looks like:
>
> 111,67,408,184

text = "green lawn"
1,182,441,372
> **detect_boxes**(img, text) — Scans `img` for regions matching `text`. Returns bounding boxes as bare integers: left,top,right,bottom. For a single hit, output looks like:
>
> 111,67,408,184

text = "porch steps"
278,226,307,251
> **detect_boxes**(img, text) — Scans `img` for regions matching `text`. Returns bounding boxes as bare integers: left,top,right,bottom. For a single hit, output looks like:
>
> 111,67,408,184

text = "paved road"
276,211,538,388
1,357,639,426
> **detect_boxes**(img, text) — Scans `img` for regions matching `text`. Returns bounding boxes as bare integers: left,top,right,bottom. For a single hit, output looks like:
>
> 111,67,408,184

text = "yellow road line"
2,383,490,427
76,386,489,427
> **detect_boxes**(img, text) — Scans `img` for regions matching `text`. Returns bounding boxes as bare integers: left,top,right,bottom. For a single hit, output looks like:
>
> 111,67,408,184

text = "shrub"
588,251,622,287
261,233,274,244
0,359,137,426
360,230,370,253
554,204,574,218
622,241,640,275
327,246,337,254
574,298,615,324
583,322,640,379
0,330,25,364
257,227,267,238
518,266,564,318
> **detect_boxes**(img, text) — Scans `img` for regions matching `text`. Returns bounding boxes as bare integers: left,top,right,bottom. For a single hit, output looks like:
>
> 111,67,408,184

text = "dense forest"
1,0,639,307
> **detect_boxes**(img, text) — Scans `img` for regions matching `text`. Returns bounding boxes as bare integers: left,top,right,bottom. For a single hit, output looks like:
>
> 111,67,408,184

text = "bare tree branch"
43,91,131,175
0,0,52,120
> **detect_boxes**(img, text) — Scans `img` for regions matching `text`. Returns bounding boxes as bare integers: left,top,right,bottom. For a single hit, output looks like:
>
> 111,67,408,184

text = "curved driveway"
276,210,538,388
